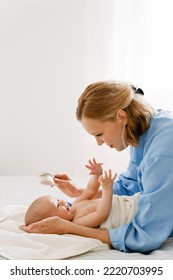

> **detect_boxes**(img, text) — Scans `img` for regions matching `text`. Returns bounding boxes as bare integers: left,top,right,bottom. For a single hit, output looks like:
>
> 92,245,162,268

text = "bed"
0,176,173,260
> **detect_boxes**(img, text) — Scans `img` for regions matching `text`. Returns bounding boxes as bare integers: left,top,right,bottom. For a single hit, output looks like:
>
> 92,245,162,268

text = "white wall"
0,0,172,177
0,0,129,177
144,0,173,110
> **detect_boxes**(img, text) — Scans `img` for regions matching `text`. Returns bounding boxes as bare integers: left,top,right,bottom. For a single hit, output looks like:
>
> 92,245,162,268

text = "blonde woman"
21,81,173,253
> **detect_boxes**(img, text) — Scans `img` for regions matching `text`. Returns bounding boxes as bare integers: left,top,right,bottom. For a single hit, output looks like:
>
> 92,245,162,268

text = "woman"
21,81,173,253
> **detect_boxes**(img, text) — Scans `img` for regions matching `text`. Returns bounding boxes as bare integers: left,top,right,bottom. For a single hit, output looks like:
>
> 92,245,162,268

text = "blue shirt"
109,109,173,253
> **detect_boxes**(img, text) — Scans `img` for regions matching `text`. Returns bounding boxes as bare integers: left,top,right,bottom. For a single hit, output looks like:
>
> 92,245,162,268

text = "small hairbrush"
39,172,55,185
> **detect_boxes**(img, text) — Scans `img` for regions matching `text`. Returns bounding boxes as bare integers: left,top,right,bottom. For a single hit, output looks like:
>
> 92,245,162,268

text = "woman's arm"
20,216,112,246
53,174,83,197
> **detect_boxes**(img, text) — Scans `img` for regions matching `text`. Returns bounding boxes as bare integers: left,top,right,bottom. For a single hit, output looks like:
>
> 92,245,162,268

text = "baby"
25,159,139,229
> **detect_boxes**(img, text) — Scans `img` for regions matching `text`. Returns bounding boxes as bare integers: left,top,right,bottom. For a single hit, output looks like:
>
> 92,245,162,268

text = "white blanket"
0,205,109,260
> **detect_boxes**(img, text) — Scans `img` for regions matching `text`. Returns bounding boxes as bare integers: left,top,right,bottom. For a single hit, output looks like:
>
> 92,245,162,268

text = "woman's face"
81,115,127,151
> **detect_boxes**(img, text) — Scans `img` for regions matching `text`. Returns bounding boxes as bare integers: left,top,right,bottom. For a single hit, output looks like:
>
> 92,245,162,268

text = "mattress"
0,176,173,260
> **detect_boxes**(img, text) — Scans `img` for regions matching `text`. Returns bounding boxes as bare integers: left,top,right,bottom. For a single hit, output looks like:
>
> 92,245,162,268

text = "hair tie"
131,85,144,95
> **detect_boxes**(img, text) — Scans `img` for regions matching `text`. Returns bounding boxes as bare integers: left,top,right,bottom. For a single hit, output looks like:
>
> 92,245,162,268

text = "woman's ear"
116,110,128,125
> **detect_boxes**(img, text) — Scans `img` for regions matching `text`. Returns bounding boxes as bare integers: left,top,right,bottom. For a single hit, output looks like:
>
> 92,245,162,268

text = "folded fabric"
100,193,139,229
0,205,109,260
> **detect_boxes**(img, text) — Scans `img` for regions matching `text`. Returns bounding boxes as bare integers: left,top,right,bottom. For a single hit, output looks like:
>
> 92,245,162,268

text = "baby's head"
25,195,75,226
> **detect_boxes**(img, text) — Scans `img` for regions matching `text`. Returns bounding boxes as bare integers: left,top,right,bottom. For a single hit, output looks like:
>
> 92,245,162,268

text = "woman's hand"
53,173,82,197
19,216,69,234
20,216,112,246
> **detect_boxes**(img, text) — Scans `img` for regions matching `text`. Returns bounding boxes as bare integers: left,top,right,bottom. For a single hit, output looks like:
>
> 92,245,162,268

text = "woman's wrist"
69,223,112,245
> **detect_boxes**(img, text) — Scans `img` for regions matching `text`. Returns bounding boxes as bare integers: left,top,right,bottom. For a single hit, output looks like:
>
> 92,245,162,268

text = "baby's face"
45,196,75,221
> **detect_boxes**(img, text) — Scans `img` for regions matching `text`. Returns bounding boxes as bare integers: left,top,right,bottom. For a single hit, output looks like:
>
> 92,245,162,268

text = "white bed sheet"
0,176,173,260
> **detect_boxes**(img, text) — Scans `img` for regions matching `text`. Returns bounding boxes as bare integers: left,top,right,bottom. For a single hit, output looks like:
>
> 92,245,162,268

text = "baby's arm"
74,170,117,227
96,170,117,223
74,158,103,203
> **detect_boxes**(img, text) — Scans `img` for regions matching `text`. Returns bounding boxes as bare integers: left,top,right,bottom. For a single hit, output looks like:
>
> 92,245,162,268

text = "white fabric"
100,193,139,229
0,204,109,260
0,176,173,260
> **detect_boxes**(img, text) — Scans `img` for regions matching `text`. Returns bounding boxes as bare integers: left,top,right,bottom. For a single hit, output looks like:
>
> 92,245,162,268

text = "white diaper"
100,193,139,229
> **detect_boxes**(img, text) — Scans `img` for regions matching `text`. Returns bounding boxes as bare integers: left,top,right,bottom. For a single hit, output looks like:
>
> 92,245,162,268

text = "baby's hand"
85,158,103,176
98,170,117,190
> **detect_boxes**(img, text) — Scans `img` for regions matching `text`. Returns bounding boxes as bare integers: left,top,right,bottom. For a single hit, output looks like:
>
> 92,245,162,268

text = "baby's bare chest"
74,199,98,219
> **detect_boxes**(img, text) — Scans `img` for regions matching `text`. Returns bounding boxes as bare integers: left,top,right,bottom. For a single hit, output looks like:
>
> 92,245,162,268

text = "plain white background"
0,0,172,177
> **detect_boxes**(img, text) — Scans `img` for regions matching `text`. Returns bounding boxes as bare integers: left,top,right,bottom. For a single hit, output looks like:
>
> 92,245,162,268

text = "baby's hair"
25,196,48,226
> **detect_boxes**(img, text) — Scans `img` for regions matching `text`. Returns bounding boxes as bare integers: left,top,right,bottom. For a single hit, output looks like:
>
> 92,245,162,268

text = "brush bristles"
39,173,54,185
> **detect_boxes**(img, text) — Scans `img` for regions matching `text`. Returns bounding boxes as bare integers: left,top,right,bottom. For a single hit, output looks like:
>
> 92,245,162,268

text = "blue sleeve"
109,157,173,253
113,159,141,196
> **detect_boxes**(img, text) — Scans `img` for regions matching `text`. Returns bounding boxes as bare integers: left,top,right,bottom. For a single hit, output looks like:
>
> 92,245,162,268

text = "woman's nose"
95,137,104,146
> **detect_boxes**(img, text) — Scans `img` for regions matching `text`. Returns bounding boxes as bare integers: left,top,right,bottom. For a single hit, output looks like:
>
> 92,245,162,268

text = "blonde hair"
76,81,155,146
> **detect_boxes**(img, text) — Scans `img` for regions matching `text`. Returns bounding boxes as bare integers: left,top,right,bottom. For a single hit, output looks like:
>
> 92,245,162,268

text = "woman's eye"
96,133,102,137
